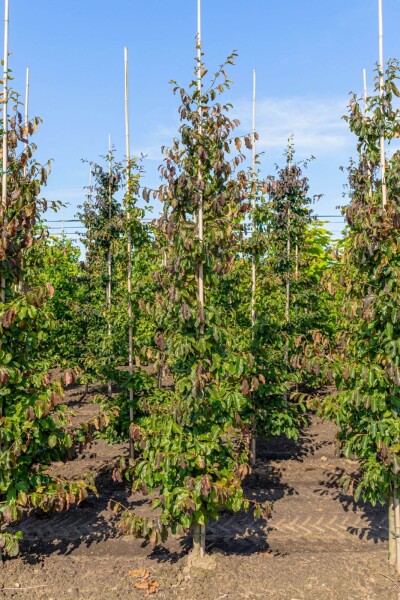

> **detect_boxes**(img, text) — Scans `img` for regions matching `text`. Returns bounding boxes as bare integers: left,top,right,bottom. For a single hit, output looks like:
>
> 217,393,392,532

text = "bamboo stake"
378,0,387,208
1,0,9,303
18,67,29,293
251,69,256,330
107,134,112,398
84,165,92,398
284,141,292,369
124,46,135,460
363,68,368,107
250,69,257,467
23,68,29,178
195,0,205,557
283,140,294,405
363,69,373,199
197,0,204,336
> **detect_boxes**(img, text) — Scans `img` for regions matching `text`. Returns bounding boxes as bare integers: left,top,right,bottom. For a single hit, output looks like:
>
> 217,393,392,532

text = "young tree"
113,54,267,555
0,86,91,558
321,60,400,570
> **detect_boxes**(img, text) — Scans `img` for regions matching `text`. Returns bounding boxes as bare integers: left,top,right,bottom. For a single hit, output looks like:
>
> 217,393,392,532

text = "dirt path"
1,385,399,600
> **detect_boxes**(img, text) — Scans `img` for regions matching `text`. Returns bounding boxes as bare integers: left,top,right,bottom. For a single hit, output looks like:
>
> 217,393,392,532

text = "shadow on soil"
8,412,387,567
14,463,136,565
315,467,388,544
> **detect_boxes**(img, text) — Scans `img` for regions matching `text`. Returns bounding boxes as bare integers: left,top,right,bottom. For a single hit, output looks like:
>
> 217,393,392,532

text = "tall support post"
284,142,292,368
107,134,112,398
1,0,9,303
363,69,373,199
251,69,256,330
23,67,29,178
18,67,29,293
284,140,293,404
363,68,368,107
84,165,92,398
250,69,257,467
197,0,204,335
378,0,387,207
124,46,135,460
193,0,205,558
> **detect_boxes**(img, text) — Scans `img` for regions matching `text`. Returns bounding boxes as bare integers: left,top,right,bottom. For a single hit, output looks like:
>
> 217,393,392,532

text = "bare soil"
1,382,399,600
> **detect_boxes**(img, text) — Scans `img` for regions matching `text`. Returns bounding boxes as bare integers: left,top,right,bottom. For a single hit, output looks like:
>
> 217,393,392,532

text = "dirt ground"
1,382,399,600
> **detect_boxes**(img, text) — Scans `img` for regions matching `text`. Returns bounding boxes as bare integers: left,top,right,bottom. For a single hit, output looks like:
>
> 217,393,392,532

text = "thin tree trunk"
394,488,400,574
192,523,206,557
389,489,396,566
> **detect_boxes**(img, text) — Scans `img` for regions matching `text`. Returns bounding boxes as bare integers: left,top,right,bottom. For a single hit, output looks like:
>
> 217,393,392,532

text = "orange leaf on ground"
129,568,150,580
147,580,160,595
134,581,150,590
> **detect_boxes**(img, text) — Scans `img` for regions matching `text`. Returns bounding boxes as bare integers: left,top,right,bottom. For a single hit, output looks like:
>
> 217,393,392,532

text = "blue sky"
7,0,400,241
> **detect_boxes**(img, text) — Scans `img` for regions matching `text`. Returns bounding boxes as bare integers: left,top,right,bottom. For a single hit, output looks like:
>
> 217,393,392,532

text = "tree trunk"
389,489,396,566
251,436,256,467
192,523,206,558
394,488,400,574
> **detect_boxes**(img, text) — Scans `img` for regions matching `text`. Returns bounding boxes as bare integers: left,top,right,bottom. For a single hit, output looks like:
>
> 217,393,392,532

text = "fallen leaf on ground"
134,581,150,590
147,580,160,595
129,568,150,580
133,579,160,595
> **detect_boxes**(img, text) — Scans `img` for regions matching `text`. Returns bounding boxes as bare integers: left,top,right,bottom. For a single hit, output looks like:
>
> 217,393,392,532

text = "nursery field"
1,0,400,598
1,381,397,600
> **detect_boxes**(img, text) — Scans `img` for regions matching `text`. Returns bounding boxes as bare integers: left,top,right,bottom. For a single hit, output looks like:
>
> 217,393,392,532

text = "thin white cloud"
234,96,352,155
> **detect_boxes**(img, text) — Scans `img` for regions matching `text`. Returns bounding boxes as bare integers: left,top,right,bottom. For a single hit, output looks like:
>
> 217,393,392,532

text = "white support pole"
250,69,257,467
1,0,9,303
18,66,29,293
23,67,29,178
284,139,293,375
197,0,204,339
363,68,368,107
363,69,373,199
107,134,112,397
251,69,256,329
124,46,135,460
195,0,205,557
378,0,387,208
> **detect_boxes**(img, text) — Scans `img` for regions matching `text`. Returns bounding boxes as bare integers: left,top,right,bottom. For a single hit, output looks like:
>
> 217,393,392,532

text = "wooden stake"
18,66,29,293
1,0,9,303
284,139,293,368
363,68,368,108
124,46,135,460
250,69,257,467
251,69,256,330
378,0,387,208
283,138,294,405
197,0,204,334
363,69,373,199
23,67,29,178
107,134,112,397
194,0,206,555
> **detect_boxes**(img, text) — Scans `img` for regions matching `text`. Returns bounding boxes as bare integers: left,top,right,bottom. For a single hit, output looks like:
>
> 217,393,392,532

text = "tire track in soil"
2,384,400,600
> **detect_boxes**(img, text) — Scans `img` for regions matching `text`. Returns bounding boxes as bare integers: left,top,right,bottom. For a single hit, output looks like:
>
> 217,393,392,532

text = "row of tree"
1,52,399,573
